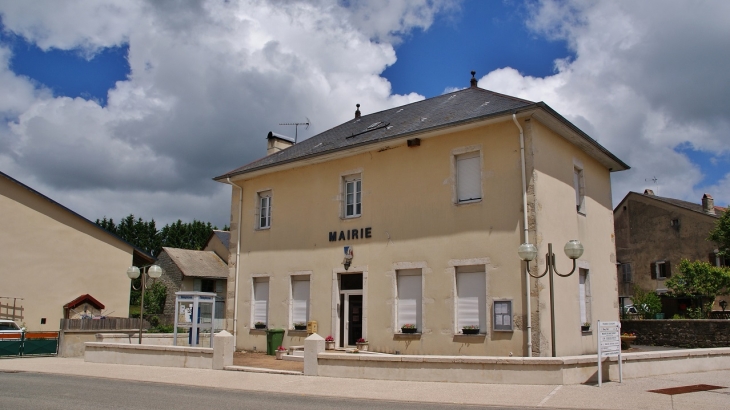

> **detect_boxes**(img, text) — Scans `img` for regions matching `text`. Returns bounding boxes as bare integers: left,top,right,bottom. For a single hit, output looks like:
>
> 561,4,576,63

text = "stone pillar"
213,330,234,370
304,333,324,376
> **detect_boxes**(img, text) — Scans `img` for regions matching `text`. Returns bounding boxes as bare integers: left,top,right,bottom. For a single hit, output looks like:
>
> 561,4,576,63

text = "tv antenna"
645,176,659,194
279,117,310,143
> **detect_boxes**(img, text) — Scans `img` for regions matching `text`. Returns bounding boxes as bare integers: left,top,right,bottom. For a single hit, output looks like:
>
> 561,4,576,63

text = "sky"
0,0,728,230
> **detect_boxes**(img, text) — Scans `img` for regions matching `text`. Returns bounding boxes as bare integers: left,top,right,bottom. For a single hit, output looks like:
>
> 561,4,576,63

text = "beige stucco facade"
221,107,625,357
0,172,151,331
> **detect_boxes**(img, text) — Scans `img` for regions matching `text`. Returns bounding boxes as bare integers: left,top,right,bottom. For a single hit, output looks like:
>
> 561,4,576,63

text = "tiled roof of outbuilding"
215,85,628,180
162,247,228,279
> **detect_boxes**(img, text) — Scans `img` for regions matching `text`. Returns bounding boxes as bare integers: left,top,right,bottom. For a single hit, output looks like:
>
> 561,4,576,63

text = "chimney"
266,131,294,156
702,193,715,215
644,189,655,196
355,104,361,119
470,70,477,88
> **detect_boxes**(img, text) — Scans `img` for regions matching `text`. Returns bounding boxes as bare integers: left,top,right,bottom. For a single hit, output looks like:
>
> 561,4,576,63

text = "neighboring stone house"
614,190,727,315
203,230,230,262
156,247,228,322
0,171,154,331
215,73,629,357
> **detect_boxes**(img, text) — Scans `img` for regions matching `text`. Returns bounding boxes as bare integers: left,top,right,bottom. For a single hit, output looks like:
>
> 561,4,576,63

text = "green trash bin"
266,328,285,355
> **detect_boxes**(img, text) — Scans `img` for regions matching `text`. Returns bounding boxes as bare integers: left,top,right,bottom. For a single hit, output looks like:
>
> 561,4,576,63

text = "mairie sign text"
329,227,372,242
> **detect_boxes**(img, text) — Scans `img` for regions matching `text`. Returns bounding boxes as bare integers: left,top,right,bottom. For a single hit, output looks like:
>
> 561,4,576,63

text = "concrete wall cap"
85,342,212,354
305,333,324,341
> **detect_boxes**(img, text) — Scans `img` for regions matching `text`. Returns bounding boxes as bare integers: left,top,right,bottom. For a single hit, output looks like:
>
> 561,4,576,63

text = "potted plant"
621,332,637,349
401,323,418,334
254,321,266,330
462,325,480,335
275,345,287,360
355,337,369,351
325,335,335,350
581,322,591,332
293,322,307,331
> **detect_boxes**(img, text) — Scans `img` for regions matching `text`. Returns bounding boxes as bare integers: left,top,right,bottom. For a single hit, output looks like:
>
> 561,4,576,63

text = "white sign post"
597,320,622,387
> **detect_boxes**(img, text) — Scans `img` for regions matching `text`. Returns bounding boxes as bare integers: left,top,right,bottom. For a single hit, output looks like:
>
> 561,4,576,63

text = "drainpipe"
513,114,532,357
226,178,243,343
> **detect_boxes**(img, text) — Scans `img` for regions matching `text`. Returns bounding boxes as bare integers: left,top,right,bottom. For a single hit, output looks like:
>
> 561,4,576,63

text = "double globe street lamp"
127,264,163,344
518,240,584,357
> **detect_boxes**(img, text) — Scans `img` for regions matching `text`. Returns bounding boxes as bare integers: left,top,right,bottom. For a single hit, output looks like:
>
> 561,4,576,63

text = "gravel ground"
233,351,304,372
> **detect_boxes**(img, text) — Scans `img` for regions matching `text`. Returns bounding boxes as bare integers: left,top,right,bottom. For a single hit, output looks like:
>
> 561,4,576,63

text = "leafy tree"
631,286,663,318
709,208,730,258
666,259,730,317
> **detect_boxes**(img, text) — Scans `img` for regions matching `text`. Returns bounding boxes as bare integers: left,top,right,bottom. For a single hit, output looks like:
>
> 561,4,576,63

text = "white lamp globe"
148,265,163,279
564,240,584,260
517,243,538,261
126,266,141,279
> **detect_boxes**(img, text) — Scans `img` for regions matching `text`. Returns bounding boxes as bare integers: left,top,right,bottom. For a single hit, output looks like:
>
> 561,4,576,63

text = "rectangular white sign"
597,320,622,386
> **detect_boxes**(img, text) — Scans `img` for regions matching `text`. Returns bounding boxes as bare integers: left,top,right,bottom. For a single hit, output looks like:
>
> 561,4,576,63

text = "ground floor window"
455,265,486,333
396,269,422,332
252,277,269,326
291,276,310,327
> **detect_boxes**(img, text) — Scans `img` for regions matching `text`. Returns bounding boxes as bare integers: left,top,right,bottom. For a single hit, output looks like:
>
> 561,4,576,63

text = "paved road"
1,371,545,410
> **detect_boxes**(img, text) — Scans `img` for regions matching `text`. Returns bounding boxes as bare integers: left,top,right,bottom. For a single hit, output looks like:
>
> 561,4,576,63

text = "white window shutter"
457,153,481,202
253,279,269,324
456,270,486,330
397,273,421,328
291,278,310,324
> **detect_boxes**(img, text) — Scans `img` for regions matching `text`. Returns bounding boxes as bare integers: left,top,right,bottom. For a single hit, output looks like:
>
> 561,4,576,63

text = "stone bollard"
304,333,325,376
212,330,234,370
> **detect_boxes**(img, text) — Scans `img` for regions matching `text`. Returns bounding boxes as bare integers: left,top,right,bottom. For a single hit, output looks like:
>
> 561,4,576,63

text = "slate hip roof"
215,86,628,180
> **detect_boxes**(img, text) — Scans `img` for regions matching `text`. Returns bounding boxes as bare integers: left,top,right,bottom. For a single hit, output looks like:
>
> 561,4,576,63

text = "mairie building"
214,74,629,357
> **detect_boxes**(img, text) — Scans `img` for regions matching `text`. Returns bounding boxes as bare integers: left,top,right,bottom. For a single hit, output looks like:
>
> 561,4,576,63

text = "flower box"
401,326,418,334
356,342,369,351
621,334,637,349
462,327,480,335
293,324,307,331
254,323,266,330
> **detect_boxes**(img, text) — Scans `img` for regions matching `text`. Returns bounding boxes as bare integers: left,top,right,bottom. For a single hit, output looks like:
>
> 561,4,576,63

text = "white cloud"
0,0,447,227
478,0,730,207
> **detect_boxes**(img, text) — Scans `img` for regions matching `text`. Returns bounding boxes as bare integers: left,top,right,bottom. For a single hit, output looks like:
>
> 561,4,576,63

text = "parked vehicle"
0,319,22,333
622,305,638,314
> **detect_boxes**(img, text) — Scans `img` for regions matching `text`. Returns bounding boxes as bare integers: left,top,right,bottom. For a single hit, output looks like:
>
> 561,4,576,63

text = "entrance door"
339,293,363,347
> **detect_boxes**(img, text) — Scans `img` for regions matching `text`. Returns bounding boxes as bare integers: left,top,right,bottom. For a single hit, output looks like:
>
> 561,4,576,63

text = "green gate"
0,332,58,357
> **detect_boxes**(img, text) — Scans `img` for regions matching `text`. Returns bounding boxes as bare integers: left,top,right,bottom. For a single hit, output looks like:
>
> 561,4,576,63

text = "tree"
709,208,730,258
631,286,663,318
666,259,730,317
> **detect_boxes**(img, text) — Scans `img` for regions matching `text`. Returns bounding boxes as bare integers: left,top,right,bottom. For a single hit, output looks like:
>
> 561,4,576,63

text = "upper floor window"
456,151,481,203
619,263,633,283
257,190,271,229
344,174,362,218
651,260,670,280
574,166,585,214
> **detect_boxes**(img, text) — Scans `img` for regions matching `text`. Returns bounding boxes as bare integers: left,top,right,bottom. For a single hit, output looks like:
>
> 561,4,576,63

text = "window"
396,269,422,331
710,252,729,267
493,300,513,331
257,190,271,229
456,151,481,203
650,261,670,280
619,263,633,283
194,279,216,293
574,166,585,213
455,266,486,333
579,269,592,325
291,276,310,326
343,174,362,217
252,277,269,326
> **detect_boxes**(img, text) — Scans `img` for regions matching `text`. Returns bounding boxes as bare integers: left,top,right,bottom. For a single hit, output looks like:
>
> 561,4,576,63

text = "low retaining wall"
314,348,730,385
302,332,730,385
621,320,730,348
61,332,213,357
84,331,233,370
85,343,214,369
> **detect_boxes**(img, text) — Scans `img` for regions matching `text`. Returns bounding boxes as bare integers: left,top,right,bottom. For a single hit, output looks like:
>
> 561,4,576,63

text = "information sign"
597,320,622,386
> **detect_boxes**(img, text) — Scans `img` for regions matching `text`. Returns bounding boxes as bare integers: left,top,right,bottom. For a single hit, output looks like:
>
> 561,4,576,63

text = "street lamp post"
127,264,163,344
518,240,584,357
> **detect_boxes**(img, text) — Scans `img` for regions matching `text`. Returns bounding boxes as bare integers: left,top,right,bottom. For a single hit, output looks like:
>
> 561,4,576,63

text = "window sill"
249,329,267,335
341,215,362,220
453,334,486,343
577,210,586,216
287,329,308,337
255,227,271,231
393,333,421,341
581,330,592,335
456,199,482,206
492,329,514,333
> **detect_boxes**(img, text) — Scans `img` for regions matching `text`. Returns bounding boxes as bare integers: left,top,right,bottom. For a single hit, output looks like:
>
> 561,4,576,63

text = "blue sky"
0,1,728,227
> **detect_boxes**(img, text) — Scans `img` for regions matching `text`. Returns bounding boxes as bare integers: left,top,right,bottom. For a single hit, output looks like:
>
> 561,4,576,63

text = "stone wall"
621,320,730,348
156,251,183,316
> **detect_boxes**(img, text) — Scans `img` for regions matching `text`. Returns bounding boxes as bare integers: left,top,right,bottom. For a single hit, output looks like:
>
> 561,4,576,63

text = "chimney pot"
470,71,477,88
702,193,715,215
266,131,294,156
355,104,361,119
644,189,655,196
